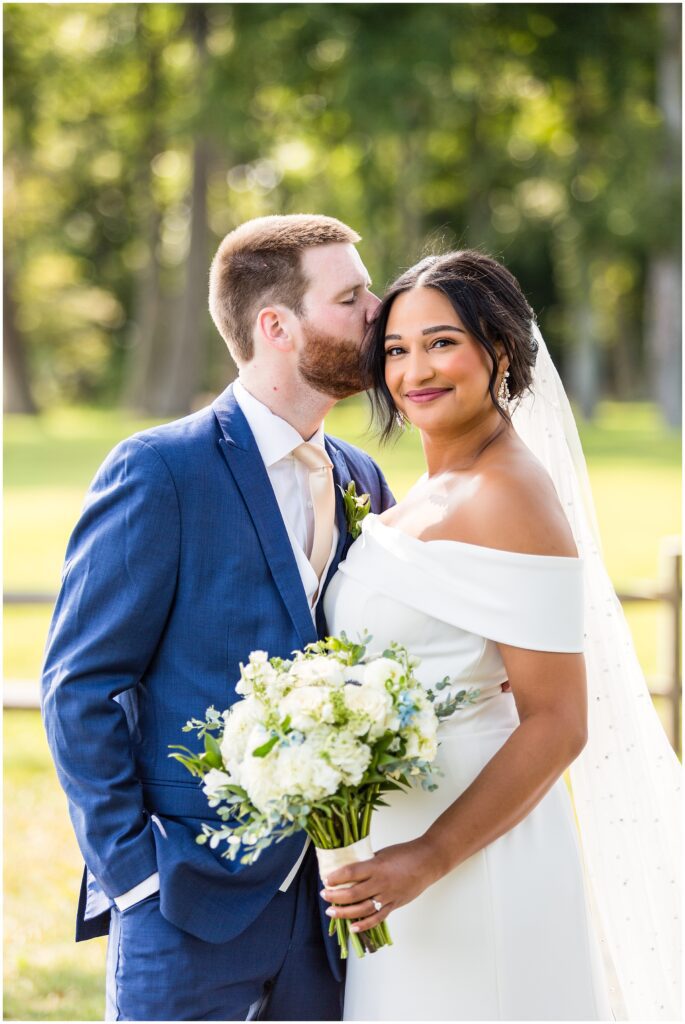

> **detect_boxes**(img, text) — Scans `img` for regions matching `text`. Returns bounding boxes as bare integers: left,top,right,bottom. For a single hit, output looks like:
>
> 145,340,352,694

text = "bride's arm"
321,647,588,933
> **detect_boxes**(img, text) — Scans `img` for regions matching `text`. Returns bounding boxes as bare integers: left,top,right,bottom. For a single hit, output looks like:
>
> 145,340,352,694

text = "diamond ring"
371,898,383,912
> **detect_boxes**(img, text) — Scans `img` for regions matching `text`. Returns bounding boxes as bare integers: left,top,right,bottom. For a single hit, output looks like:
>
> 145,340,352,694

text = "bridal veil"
512,326,681,1021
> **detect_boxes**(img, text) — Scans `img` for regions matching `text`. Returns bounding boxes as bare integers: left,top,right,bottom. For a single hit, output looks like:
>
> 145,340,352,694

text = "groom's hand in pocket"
320,839,441,933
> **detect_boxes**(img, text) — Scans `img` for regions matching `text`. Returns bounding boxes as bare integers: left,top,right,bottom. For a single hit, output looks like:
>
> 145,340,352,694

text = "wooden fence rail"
616,536,681,758
5,537,682,758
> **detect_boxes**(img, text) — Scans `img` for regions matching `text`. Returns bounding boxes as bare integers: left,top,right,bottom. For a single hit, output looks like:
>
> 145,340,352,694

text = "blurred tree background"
4,2,682,424
4,5,682,1018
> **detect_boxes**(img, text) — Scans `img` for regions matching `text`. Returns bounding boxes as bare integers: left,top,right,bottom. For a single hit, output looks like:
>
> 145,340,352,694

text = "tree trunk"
645,257,681,427
397,128,424,265
568,292,600,420
123,206,164,413
553,232,600,418
154,5,210,417
155,136,210,416
4,266,36,414
644,4,681,428
122,8,165,415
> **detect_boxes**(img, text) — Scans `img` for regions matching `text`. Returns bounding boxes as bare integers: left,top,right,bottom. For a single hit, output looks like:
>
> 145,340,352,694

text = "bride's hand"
320,839,440,933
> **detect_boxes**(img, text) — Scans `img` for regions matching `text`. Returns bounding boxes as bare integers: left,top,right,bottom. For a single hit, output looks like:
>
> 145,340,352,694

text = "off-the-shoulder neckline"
364,513,582,565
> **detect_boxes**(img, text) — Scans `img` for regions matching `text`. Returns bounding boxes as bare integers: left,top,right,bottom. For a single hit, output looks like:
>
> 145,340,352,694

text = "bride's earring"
497,370,510,404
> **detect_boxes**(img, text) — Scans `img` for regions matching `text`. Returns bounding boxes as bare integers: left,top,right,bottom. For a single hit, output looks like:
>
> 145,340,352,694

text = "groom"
41,214,394,1021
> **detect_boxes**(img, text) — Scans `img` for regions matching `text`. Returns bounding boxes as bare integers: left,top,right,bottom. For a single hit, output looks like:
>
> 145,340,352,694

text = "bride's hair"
363,250,539,442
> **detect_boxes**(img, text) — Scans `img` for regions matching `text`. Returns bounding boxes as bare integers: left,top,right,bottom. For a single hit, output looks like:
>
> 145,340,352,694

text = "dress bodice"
324,514,584,707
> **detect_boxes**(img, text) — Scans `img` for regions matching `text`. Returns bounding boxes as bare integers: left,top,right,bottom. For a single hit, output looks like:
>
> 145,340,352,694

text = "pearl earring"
497,370,510,404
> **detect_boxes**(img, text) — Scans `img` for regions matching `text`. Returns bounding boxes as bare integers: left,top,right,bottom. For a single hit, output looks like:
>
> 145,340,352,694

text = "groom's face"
296,243,380,399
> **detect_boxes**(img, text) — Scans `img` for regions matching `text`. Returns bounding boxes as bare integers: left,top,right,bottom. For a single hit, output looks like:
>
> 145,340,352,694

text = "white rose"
405,709,439,762
414,707,439,741
201,768,232,802
344,682,394,740
363,657,405,691
343,664,367,685
280,685,334,731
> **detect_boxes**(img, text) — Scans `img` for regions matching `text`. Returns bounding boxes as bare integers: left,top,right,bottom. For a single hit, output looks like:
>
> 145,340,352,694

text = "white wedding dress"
324,513,613,1022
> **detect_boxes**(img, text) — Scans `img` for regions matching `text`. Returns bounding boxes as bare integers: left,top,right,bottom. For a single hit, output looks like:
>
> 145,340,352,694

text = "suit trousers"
105,849,343,1021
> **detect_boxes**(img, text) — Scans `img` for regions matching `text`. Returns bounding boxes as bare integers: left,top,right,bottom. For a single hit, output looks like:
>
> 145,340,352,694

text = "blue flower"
397,690,417,727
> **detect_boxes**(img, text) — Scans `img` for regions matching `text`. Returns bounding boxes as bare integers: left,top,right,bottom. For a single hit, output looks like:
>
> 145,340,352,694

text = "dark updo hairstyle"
363,250,538,442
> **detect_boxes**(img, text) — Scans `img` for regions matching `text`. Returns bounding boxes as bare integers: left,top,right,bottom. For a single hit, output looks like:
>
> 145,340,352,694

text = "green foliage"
307,630,371,665
339,480,371,539
4,711,107,1020
4,4,680,412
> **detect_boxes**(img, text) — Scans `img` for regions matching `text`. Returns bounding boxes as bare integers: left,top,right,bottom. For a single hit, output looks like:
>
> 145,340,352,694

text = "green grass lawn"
4,399,681,1020
3,712,108,1021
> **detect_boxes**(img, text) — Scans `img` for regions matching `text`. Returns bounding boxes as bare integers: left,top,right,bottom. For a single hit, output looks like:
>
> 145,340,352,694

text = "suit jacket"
41,384,394,979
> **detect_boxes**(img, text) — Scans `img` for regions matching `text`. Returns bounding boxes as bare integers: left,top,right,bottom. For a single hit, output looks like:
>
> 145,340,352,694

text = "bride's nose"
404,346,435,386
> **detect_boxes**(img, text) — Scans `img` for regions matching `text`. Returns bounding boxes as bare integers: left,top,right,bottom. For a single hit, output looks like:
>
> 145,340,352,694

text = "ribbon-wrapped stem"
315,833,392,959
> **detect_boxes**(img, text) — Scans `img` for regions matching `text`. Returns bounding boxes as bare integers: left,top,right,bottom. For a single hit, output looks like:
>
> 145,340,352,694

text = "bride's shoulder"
455,449,577,558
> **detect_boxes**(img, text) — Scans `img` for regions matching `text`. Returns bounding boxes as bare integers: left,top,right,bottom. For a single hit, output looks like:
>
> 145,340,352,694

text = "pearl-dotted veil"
512,325,681,1021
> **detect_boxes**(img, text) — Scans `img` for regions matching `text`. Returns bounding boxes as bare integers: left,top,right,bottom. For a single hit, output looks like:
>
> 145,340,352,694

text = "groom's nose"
365,291,381,321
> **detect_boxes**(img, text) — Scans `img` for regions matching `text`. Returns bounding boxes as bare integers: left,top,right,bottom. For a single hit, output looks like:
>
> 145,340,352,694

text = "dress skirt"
343,693,613,1021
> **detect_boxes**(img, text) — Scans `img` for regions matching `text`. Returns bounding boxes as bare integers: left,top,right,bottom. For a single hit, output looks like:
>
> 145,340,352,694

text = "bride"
320,251,681,1021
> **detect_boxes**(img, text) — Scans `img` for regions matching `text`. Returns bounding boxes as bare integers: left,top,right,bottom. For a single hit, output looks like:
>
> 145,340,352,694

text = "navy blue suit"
41,384,394,1020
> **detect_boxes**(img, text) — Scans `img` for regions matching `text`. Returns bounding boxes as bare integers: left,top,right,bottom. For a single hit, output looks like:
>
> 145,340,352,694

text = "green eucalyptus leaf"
252,734,279,758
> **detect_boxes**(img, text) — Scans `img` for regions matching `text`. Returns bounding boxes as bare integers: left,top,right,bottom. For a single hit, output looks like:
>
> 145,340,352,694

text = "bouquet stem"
313,817,392,959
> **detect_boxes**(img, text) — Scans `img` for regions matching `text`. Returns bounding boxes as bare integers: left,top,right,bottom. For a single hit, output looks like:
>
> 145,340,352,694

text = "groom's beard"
298,322,370,400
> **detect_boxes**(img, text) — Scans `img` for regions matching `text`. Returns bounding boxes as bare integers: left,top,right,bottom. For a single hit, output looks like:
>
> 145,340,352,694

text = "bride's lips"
404,388,452,404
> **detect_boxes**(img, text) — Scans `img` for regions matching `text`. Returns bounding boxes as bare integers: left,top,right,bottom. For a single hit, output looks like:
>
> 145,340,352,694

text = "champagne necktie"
291,442,335,581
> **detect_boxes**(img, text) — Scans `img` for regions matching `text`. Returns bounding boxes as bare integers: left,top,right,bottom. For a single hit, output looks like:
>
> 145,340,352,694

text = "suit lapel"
315,438,355,635
213,385,317,650
327,439,353,572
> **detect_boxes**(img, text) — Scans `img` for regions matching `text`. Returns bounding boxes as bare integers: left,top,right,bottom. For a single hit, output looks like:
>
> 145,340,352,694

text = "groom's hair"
209,214,360,362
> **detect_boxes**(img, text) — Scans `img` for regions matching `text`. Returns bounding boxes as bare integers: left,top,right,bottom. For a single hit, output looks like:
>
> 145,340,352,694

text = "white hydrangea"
235,650,283,699
201,767,232,802
280,685,335,731
324,729,372,786
240,729,285,812
343,681,394,740
277,739,342,801
220,697,259,782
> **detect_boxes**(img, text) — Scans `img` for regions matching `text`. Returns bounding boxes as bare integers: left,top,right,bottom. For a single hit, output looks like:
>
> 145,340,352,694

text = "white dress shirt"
233,379,339,610
114,380,336,910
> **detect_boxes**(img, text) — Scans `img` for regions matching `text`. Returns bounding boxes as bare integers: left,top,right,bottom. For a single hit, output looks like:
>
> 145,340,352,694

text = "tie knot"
292,442,333,473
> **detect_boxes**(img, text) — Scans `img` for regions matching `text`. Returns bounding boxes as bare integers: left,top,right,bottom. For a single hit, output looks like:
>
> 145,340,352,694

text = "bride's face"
383,286,502,433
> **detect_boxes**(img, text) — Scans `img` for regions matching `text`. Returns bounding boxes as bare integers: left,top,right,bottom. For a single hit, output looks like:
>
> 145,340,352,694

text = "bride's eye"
385,346,404,358
432,338,455,349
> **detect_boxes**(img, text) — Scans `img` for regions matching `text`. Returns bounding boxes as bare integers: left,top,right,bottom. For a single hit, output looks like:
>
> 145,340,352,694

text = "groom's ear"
256,306,294,353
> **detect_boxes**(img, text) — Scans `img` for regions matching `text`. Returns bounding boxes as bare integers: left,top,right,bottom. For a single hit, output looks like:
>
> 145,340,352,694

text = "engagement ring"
371,898,383,912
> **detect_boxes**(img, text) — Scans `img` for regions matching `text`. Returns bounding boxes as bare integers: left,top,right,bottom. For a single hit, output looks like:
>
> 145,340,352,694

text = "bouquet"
170,633,478,958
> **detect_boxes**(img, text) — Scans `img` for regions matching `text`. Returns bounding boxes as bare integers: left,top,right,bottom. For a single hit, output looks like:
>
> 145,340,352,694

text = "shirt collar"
233,379,325,467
